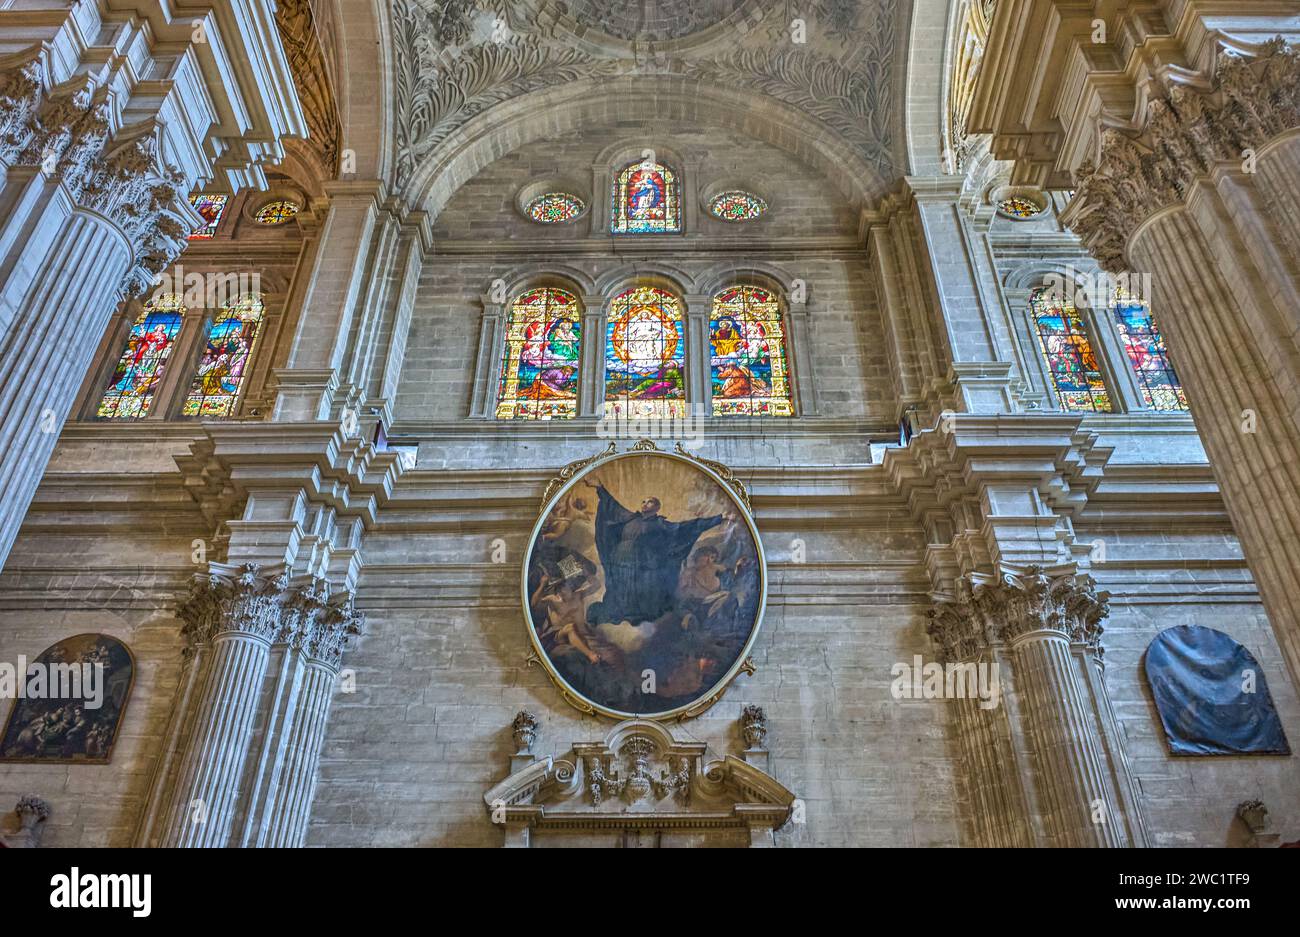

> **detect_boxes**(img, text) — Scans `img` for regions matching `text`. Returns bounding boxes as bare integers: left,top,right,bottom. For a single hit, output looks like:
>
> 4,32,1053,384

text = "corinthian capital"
179,564,292,649
927,578,997,661
306,597,364,670
1068,38,1300,271
985,566,1109,649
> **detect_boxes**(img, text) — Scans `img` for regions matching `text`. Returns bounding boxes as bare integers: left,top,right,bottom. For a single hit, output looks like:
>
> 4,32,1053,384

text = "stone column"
1065,40,1300,687
256,596,361,848
988,567,1133,847
0,1,307,572
146,565,364,848
157,566,286,848
927,583,1033,848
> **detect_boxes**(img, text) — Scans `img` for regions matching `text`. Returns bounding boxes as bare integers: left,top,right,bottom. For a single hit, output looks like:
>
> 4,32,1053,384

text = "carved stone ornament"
512,709,539,753
741,704,768,749
483,718,796,844
928,566,1108,660
1066,38,1300,272
0,794,52,849
178,563,363,670
524,441,765,721
0,49,199,295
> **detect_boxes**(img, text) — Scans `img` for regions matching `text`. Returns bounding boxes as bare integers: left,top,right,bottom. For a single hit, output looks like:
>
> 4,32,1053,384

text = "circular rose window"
254,199,301,225
525,192,586,224
708,190,768,222
997,195,1045,219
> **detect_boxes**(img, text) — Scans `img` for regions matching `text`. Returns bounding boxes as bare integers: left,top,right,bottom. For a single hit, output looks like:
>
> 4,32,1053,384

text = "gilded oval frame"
521,443,766,721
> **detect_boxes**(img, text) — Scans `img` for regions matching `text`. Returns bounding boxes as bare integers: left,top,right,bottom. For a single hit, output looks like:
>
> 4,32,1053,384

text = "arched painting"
0,634,134,764
524,447,765,719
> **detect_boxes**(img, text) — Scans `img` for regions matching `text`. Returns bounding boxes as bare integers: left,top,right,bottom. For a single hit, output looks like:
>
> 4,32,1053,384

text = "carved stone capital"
987,566,1108,649
929,567,1108,656
1068,38,1300,271
178,564,362,668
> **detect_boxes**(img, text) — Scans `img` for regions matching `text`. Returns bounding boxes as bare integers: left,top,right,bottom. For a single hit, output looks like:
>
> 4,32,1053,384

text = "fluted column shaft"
1007,629,1123,847
264,660,339,847
0,183,133,565
158,630,273,847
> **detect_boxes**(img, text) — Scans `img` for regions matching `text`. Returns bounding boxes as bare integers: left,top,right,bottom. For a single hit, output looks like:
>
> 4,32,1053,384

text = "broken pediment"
483,715,796,847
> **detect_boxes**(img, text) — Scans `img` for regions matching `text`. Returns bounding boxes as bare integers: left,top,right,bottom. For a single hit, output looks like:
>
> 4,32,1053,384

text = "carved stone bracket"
0,794,51,849
1066,38,1300,271
483,717,796,846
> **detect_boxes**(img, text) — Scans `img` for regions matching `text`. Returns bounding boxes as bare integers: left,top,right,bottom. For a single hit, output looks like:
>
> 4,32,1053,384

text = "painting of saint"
524,450,764,718
0,634,133,764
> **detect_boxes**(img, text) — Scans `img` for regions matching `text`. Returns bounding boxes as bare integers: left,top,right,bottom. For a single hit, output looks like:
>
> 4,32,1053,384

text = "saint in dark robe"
586,484,722,626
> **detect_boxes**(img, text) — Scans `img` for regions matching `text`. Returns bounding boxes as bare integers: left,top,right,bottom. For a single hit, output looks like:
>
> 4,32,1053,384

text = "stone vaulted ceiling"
391,0,904,198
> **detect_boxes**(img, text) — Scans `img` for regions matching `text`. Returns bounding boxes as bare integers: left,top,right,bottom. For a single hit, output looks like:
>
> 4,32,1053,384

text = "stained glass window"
255,199,300,225
188,194,227,239
999,196,1044,219
496,288,582,420
709,191,768,222
710,286,793,416
181,295,266,418
604,286,686,418
610,159,681,234
1112,293,1188,411
96,294,185,420
1029,287,1113,412
525,193,586,224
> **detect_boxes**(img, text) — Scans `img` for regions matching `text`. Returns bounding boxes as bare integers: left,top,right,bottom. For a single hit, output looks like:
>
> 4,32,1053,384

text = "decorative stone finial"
741,704,768,750
512,710,539,753
1,795,52,848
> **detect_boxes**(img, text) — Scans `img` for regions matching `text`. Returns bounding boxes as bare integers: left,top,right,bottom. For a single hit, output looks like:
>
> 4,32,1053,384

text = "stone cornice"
175,423,404,532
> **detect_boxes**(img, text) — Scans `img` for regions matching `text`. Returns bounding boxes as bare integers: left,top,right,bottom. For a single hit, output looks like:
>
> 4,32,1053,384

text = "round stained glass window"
998,196,1045,219
525,192,586,224
708,190,768,222
255,199,301,225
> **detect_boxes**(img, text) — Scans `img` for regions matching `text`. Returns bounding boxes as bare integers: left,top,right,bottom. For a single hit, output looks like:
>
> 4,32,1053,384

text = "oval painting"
523,449,765,719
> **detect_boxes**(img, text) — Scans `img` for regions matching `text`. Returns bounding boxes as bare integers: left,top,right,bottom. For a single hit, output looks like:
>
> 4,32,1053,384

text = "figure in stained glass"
709,286,793,416
497,288,582,420
604,286,686,418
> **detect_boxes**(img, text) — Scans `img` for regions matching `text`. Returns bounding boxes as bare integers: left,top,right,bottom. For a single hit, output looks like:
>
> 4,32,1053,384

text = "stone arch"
491,265,597,301
696,261,799,298
403,75,890,224
594,264,697,298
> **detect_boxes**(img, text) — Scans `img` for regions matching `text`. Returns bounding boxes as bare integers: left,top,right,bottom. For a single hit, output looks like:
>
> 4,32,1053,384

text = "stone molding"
1067,38,1300,271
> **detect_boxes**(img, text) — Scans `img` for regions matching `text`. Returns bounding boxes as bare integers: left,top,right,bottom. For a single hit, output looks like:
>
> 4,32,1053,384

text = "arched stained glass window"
496,287,582,420
610,159,681,234
710,286,793,416
188,194,227,239
604,286,686,418
1112,292,1187,411
1029,287,1113,413
97,294,185,420
181,295,266,418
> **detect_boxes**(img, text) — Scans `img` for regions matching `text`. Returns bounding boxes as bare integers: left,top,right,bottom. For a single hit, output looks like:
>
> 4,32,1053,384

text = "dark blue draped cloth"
1144,625,1290,756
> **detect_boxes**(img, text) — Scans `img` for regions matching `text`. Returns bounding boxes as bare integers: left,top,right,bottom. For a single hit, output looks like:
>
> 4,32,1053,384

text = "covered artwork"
524,448,765,719
1143,625,1290,756
0,634,134,763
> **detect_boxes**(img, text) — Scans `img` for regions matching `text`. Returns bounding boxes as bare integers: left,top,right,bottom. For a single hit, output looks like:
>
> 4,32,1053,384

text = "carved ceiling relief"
276,0,342,178
391,0,900,191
